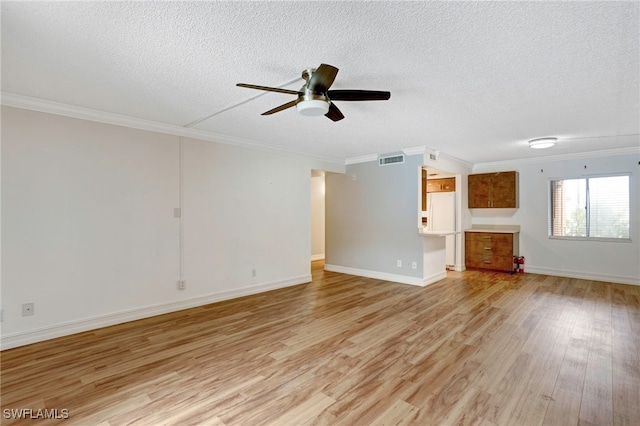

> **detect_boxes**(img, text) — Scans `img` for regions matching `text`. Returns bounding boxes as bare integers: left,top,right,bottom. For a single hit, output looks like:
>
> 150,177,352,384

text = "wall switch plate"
412,261,417,270
173,208,181,218
22,303,34,316
396,259,402,268
252,269,256,277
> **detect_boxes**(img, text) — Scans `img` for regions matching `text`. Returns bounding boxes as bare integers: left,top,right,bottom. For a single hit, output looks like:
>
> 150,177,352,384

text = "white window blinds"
549,175,630,240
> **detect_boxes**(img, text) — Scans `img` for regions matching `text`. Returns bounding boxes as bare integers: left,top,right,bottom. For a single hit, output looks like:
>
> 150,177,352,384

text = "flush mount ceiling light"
528,137,557,149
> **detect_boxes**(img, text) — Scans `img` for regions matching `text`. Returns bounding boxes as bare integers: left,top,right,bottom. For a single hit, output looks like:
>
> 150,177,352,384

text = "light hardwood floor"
1,262,639,425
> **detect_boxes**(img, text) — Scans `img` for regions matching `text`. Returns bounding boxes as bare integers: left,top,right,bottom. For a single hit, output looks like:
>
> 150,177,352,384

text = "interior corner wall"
310,175,325,260
325,154,424,282
1,106,325,348
472,152,640,285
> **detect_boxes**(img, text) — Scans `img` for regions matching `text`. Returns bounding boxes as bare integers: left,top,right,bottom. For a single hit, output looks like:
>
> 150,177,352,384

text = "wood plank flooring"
1,262,639,425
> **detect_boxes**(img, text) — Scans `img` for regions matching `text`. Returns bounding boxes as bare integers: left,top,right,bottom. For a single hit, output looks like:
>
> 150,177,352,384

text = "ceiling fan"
236,64,391,122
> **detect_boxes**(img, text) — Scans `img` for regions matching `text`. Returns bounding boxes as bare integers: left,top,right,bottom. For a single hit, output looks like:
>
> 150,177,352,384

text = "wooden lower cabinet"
465,231,519,272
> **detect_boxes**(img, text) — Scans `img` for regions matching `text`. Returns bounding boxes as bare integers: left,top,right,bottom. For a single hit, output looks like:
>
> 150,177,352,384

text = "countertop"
420,230,459,237
465,225,520,234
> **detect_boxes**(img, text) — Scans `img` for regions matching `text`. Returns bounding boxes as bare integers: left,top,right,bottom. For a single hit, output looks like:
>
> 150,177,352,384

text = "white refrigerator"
426,192,456,267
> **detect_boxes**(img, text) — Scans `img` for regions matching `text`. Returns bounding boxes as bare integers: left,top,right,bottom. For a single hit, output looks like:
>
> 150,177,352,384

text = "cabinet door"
492,172,518,208
440,178,456,192
468,174,492,208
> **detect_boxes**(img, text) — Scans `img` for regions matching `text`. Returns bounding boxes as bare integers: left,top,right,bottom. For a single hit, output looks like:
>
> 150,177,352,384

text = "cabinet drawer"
466,255,513,271
465,232,512,244
465,233,513,254
466,241,513,256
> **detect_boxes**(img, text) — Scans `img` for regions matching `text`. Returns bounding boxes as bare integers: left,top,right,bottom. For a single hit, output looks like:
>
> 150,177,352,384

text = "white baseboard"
311,254,325,261
525,266,639,286
453,263,466,272
324,264,445,287
0,275,311,350
423,270,447,286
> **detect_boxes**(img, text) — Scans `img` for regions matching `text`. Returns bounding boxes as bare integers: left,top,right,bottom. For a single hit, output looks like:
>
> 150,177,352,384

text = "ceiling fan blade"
237,83,299,95
261,100,297,115
327,90,391,101
325,103,344,122
308,64,339,93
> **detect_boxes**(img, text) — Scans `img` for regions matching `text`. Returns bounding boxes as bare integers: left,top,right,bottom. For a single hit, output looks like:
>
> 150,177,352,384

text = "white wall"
181,137,313,292
472,152,640,285
1,106,344,348
310,175,325,260
2,107,180,343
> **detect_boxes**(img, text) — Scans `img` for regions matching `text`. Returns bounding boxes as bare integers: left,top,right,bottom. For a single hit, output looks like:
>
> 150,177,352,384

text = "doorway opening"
311,170,326,264
422,166,460,271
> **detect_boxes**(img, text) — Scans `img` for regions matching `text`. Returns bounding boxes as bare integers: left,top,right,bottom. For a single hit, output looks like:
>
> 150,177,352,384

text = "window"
549,174,630,241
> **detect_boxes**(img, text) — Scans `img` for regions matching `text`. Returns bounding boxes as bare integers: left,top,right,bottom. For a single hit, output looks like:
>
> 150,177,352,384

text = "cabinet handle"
483,247,492,250
483,260,491,264
482,236,491,239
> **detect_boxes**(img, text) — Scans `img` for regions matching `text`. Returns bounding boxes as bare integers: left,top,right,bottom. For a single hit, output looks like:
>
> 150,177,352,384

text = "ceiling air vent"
379,154,405,166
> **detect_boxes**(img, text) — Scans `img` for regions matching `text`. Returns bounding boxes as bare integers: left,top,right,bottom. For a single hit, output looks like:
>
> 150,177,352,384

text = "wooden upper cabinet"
427,177,456,193
468,171,518,208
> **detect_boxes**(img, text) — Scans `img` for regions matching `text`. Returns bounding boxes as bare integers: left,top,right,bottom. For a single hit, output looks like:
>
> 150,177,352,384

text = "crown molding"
1,92,344,166
402,146,426,156
475,146,640,169
403,145,474,169
345,154,379,165
436,151,475,169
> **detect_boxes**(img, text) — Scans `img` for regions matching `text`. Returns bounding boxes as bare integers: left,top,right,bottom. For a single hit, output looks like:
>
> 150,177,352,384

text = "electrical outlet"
396,259,402,268
412,261,417,270
177,280,186,290
22,303,34,316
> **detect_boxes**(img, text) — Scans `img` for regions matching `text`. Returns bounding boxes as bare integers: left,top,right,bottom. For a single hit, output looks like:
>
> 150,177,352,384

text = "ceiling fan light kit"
528,137,557,149
297,99,329,116
237,63,390,122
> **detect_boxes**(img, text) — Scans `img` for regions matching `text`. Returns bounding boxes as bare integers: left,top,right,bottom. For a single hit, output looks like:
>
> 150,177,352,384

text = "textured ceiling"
2,1,638,165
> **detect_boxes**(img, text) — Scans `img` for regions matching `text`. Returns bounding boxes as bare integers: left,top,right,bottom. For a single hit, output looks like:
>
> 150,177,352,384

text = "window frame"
547,172,632,243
